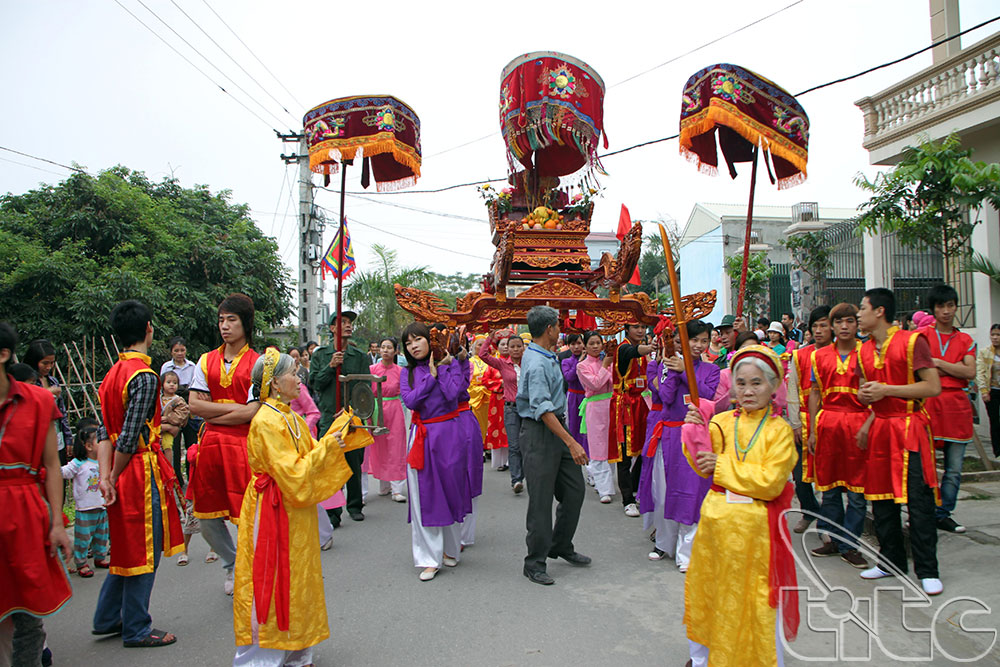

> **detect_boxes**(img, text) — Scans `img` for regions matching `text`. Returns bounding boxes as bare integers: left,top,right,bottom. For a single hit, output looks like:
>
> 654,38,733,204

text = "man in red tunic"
787,305,830,533
919,284,977,534
610,323,654,517
0,322,72,665
807,303,870,569
188,294,261,595
93,300,184,647
856,288,943,596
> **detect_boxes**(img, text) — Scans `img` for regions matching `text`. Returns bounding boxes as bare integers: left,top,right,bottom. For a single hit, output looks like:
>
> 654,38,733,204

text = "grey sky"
2,0,997,313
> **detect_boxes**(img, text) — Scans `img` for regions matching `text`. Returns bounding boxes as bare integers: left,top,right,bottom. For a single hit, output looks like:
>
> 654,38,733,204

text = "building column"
970,206,1000,340
863,230,887,291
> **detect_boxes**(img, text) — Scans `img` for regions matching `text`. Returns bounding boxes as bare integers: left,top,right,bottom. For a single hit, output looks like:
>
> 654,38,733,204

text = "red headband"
731,348,782,379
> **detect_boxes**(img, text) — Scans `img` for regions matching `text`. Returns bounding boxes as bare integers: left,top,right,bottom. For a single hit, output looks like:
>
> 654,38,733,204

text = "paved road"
44,466,1000,666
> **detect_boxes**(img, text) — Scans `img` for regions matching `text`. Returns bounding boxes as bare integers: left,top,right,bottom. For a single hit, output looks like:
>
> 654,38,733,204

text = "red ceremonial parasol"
678,63,809,320
303,95,422,408
500,52,608,193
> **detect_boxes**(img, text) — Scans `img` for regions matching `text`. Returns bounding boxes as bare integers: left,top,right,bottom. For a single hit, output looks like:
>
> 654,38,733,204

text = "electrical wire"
199,0,307,111
0,155,68,177
130,0,289,128
0,146,87,173
111,0,280,132
167,0,299,122
344,192,489,223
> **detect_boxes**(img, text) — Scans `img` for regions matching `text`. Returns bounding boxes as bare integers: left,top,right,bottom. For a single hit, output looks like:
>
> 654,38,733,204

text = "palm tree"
344,244,434,342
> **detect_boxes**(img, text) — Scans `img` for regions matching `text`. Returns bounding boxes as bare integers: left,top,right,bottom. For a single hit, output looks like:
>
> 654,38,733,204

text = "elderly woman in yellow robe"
233,348,371,666
682,345,799,667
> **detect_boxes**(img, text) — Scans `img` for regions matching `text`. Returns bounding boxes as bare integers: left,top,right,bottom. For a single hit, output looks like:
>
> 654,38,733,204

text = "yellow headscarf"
259,347,281,402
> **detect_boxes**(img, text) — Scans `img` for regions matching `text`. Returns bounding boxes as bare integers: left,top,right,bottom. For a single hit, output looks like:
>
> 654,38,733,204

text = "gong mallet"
657,222,699,407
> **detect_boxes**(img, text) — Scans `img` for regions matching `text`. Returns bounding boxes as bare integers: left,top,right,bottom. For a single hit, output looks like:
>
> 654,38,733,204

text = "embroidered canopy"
679,63,808,189
500,52,607,180
304,95,421,191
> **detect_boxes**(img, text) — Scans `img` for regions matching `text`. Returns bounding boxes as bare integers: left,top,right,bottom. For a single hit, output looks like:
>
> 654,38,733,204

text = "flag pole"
335,162,348,412
735,145,759,323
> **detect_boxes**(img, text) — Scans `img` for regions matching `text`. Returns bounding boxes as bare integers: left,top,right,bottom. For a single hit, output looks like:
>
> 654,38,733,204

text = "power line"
314,205,492,261
166,0,298,122
111,0,279,131
0,146,86,173
344,192,489,223
0,155,68,177
610,0,806,87
130,0,290,128
198,0,307,111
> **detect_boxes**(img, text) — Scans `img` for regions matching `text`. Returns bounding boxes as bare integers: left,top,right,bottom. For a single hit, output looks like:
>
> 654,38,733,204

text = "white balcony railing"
856,31,1000,152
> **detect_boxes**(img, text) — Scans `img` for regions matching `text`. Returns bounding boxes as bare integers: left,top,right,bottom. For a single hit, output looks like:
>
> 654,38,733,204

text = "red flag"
616,205,641,285
616,204,631,241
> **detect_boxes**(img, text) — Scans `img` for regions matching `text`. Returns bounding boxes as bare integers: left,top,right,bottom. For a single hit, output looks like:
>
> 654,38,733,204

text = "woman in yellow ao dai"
233,349,369,665
682,345,798,667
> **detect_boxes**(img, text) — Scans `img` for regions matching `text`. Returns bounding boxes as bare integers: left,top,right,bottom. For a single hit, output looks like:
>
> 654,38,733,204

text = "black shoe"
349,511,365,522
523,566,554,585
497,464,509,471
549,551,591,566
936,516,966,533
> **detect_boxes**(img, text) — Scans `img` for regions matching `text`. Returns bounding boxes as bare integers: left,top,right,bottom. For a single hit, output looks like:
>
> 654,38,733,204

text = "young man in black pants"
612,323,655,517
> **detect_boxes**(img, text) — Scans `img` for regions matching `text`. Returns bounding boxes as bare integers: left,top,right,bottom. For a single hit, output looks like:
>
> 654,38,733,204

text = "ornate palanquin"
394,51,717,334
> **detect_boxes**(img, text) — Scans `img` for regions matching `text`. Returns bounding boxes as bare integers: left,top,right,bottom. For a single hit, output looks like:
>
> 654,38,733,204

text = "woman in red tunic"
188,294,261,595
0,322,72,664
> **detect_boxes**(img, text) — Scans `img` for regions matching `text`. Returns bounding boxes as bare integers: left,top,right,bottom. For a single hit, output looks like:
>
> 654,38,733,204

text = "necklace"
733,411,768,462
265,401,301,440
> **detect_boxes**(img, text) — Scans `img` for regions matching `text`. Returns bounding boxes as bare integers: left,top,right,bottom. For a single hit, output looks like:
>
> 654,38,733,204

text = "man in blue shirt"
517,306,590,585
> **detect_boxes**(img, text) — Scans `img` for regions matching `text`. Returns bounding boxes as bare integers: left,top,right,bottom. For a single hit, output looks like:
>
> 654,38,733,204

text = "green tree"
854,133,1000,276
0,166,292,366
426,271,484,308
344,244,434,342
781,231,833,304
725,252,773,317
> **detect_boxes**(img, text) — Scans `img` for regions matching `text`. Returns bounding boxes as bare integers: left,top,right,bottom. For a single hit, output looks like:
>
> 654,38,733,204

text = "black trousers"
520,416,585,573
986,389,1000,457
615,428,643,506
871,453,939,579
343,448,365,514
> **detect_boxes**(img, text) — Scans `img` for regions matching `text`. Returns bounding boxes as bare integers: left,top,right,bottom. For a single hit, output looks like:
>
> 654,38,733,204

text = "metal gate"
769,262,791,321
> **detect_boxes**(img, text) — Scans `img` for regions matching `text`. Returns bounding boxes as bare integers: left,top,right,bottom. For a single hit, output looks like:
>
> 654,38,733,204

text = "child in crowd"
176,440,218,566
60,418,109,577
159,370,189,467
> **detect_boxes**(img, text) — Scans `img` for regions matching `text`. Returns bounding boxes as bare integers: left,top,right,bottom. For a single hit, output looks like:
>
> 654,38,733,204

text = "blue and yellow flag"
321,218,356,280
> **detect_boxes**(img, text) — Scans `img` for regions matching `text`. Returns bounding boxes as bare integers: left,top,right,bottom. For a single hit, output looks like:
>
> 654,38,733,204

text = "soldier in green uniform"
310,310,371,521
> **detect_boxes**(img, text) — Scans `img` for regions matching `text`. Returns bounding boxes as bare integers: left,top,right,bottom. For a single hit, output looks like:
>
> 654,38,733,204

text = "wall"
679,225,727,320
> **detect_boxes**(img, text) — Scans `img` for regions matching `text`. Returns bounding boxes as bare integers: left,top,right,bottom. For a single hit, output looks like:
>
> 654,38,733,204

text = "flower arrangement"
477,183,513,215
564,187,602,218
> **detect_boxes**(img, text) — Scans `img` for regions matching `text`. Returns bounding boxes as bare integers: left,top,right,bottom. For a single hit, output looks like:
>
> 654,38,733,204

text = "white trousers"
407,463,461,568
360,472,369,500
644,445,698,566
491,448,508,469
234,644,314,666
460,497,478,546
317,505,333,546
688,610,784,667
587,459,615,497
378,479,407,495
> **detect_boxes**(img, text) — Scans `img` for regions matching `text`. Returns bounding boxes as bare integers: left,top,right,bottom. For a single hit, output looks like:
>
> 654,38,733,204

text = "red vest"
812,342,865,412
919,325,975,391
792,344,815,431
98,352,183,575
199,344,260,438
858,329,925,421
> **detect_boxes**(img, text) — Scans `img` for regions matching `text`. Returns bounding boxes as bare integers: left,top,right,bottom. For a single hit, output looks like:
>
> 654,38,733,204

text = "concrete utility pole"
278,132,325,343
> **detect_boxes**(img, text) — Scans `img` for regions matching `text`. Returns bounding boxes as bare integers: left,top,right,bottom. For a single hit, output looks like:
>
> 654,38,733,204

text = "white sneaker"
624,503,640,517
599,495,612,504
224,570,235,595
860,566,892,580
391,493,407,503
678,563,689,573
320,536,333,551
586,475,596,487
442,556,458,568
921,578,943,596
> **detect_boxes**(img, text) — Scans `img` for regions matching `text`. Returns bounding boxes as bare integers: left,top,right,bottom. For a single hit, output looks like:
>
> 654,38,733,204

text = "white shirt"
190,357,256,402
61,458,104,511
160,358,197,387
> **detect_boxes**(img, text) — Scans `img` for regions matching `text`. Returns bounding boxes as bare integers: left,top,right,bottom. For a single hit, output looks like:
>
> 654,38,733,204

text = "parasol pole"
335,162,348,412
657,222,699,406
735,145,759,323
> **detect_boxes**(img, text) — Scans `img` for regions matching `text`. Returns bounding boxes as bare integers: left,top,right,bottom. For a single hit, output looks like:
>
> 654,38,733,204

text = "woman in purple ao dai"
639,320,719,571
400,323,471,582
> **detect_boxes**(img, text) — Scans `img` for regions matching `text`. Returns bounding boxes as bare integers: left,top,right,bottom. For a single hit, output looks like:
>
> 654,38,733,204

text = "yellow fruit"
533,206,550,220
